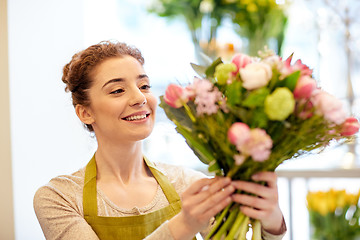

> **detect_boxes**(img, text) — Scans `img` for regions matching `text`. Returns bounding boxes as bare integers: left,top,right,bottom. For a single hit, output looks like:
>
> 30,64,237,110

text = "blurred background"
1,0,360,239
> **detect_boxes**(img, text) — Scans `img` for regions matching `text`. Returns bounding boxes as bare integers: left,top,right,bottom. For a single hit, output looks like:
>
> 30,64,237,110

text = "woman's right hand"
168,177,235,240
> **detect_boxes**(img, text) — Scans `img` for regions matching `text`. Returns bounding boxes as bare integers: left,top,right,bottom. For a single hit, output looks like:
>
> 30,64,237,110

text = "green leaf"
281,70,301,91
242,87,270,108
208,160,221,173
190,63,207,78
226,81,243,106
227,106,249,123
205,57,223,79
250,107,268,128
175,123,215,165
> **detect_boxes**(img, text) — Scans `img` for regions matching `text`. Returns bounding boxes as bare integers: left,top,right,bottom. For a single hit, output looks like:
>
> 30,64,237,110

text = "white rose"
239,62,272,90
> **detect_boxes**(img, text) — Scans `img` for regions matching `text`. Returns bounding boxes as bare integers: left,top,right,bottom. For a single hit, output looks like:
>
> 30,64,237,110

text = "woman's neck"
94,140,149,185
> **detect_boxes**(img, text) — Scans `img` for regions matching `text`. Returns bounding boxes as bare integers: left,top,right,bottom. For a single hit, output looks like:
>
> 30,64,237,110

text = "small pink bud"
341,117,360,136
163,84,189,108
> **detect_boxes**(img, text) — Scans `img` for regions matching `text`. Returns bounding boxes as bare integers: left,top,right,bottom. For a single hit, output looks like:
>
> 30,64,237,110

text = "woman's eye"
140,85,151,90
110,89,124,94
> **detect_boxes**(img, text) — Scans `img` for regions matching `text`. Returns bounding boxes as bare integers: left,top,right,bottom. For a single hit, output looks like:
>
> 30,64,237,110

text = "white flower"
239,62,272,90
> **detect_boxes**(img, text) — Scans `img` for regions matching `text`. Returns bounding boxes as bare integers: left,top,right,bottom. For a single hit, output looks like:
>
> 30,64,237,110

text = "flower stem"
251,219,261,240
212,207,239,240
236,215,249,240
224,211,246,240
204,204,231,240
183,103,196,123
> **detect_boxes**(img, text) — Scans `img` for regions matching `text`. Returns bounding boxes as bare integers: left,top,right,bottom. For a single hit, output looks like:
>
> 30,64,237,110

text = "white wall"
8,0,97,239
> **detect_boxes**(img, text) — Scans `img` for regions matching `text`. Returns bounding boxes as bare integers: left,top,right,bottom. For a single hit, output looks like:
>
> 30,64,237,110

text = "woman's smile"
122,111,151,122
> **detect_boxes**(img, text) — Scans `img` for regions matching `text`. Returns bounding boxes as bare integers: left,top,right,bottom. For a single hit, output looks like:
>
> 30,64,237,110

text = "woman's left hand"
231,171,285,235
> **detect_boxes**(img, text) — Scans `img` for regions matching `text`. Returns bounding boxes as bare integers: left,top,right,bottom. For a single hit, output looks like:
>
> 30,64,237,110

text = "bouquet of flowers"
307,189,360,240
159,48,360,239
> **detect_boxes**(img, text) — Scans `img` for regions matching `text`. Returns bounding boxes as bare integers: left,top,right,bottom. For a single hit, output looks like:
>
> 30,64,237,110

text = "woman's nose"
129,87,147,107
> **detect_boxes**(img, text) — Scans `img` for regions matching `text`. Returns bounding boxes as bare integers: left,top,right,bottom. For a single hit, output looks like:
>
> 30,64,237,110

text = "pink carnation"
311,90,347,125
238,128,273,162
190,78,222,115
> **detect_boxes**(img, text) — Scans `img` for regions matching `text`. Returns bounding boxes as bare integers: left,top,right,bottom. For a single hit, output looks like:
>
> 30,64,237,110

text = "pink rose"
163,84,190,108
293,76,317,99
227,122,251,146
231,53,252,75
341,117,360,136
311,90,347,125
239,62,272,90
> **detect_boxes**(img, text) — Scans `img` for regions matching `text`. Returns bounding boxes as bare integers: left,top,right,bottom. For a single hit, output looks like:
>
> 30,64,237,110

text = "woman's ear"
75,104,95,125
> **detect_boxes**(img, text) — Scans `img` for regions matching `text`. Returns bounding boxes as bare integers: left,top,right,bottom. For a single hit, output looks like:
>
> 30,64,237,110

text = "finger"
197,190,233,220
202,196,232,219
239,206,267,220
184,183,234,215
207,177,232,195
232,193,269,210
182,178,215,197
252,172,278,189
231,181,272,199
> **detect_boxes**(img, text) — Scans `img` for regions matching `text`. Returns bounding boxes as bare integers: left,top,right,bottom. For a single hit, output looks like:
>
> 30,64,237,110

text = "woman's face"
84,56,157,143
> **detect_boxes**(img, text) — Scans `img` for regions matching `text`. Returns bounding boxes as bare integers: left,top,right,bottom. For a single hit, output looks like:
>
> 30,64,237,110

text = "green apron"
83,155,183,239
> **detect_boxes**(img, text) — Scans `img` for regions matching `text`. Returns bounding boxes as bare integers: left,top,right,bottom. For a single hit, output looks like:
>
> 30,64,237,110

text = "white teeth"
125,114,147,121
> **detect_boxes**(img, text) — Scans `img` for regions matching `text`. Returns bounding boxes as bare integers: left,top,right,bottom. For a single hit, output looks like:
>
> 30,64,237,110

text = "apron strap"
83,155,181,217
83,155,98,217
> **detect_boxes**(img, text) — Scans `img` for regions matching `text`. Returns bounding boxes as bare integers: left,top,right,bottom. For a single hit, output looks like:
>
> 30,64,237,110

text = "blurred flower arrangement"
229,0,288,56
147,0,289,60
159,48,360,239
147,0,234,59
307,189,360,240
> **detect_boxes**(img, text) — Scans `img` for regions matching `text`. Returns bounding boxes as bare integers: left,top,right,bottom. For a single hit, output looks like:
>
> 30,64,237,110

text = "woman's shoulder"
153,161,209,193
33,168,86,213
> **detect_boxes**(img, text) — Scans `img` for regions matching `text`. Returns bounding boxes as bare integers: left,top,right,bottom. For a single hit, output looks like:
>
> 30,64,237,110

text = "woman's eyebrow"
138,74,149,80
102,78,124,89
102,74,148,89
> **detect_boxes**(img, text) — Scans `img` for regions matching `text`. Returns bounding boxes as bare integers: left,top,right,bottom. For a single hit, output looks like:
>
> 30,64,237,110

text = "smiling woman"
33,40,286,240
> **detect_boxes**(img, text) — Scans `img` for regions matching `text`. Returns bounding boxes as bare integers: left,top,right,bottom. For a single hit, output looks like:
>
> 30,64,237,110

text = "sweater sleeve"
34,184,99,240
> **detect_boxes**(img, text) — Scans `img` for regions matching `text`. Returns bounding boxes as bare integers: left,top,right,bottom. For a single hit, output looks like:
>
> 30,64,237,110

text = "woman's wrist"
262,215,287,235
168,212,197,240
